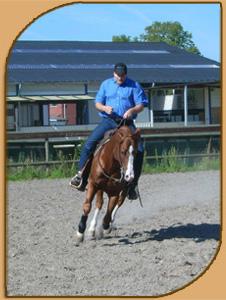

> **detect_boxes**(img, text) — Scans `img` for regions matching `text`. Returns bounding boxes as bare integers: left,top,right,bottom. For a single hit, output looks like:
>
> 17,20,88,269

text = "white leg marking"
111,204,119,224
76,230,84,244
88,208,100,233
125,145,134,182
76,231,83,238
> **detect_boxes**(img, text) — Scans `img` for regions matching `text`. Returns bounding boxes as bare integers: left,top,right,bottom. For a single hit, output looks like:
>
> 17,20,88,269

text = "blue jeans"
78,117,144,170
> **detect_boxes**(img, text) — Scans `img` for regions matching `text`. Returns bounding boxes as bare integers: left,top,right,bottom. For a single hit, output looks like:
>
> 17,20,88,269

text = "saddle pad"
94,128,117,156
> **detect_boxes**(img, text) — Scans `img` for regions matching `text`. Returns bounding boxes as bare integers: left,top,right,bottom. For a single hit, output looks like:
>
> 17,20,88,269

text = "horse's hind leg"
87,190,104,238
76,184,97,244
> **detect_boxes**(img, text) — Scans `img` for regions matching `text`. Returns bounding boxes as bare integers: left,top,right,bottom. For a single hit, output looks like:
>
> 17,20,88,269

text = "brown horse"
76,125,141,243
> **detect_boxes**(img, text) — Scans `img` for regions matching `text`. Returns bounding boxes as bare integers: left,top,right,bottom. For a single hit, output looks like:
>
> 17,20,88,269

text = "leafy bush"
7,146,220,181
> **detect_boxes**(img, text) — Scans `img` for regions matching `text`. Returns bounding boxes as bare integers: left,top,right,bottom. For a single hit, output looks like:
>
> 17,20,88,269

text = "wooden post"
15,103,19,131
148,89,154,127
45,139,49,162
204,87,211,125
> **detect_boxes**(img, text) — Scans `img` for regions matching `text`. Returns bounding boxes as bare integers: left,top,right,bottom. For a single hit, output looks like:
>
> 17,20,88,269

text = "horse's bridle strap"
96,131,126,183
97,144,124,183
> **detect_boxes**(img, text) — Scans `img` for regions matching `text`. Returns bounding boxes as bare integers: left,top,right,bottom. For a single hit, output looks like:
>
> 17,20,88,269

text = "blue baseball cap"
114,62,127,76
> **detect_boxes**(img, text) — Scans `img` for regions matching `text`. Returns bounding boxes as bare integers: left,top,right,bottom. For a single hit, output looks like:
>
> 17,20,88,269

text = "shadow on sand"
145,223,220,242
103,223,220,246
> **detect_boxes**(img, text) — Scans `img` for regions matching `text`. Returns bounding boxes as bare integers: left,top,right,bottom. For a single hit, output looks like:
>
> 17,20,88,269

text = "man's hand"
95,102,113,115
123,104,144,119
123,108,133,119
104,106,113,115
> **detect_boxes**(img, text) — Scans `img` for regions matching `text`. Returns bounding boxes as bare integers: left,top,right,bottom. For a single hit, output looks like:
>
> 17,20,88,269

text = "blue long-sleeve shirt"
95,77,148,119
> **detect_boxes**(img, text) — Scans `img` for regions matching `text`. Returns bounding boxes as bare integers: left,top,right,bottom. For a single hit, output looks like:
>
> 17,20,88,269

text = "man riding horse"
70,62,148,200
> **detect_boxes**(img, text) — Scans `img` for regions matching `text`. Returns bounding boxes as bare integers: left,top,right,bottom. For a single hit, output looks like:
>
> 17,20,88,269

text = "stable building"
6,41,221,164
7,41,220,128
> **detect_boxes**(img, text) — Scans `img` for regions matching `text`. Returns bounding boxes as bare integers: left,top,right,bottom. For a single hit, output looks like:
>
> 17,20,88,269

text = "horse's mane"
116,125,133,138
94,125,133,156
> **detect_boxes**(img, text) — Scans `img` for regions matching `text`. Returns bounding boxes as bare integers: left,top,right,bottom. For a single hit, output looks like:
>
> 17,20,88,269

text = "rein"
97,129,128,183
116,118,127,129
98,158,124,183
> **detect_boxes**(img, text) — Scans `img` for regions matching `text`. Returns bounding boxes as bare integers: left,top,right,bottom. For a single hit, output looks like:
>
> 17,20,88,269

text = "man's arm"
95,102,113,115
123,104,144,119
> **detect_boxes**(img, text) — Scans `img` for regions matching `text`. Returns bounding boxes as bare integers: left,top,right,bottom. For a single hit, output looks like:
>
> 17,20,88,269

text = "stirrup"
70,173,86,191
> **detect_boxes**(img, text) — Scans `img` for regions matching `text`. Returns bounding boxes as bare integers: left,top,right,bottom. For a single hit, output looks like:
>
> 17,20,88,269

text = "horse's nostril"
125,174,134,182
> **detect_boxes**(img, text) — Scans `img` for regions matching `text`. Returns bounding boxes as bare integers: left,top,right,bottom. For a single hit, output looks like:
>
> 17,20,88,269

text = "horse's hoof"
104,228,112,235
75,231,84,245
87,230,96,240
103,225,112,236
95,227,104,240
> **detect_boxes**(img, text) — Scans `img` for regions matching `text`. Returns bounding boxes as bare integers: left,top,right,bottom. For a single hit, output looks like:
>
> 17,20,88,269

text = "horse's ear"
133,128,141,140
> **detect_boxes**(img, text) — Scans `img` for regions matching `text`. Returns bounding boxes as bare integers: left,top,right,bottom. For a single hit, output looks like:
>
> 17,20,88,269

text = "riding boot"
70,155,93,191
81,154,93,188
127,151,144,200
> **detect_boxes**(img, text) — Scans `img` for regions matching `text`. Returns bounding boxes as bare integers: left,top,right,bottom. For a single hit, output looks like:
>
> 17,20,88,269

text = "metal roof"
7,41,220,84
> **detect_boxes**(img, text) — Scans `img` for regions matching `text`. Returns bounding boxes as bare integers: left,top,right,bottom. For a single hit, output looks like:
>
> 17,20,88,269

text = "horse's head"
116,126,141,183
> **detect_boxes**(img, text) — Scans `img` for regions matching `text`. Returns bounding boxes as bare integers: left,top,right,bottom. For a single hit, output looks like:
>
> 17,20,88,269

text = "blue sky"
19,3,221,62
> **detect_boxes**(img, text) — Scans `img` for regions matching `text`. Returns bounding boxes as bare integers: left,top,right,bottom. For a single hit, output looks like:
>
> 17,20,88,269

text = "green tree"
112,35,132,42
140,21,200,54
112,21,201,55
112,34,139,42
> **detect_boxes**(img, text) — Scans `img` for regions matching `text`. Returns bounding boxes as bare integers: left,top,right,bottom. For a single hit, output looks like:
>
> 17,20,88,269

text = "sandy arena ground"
7,170,220,296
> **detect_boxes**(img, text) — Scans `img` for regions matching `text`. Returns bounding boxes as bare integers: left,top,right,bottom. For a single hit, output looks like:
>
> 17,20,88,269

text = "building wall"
49,103,76,125
88,100,101,124
66,103,76,125
7,103,15,130
7,84,17,96
43,105,49,126
19,103,41,126
211,88,220,124
49,104,64,118
7,83,221,129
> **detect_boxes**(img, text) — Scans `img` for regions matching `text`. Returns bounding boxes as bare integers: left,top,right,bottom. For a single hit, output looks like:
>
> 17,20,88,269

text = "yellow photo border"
0,0,225,299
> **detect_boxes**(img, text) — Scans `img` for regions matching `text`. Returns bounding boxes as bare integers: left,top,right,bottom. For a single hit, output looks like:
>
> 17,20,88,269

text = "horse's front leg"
110,190,128,228
103,189,128,235
87,190,104,238
76,183,97,244
102,195,119,234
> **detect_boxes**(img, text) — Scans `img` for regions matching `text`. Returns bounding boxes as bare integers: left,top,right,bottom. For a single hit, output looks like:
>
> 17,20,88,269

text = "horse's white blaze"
88,208,100,233
125,145,134,182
